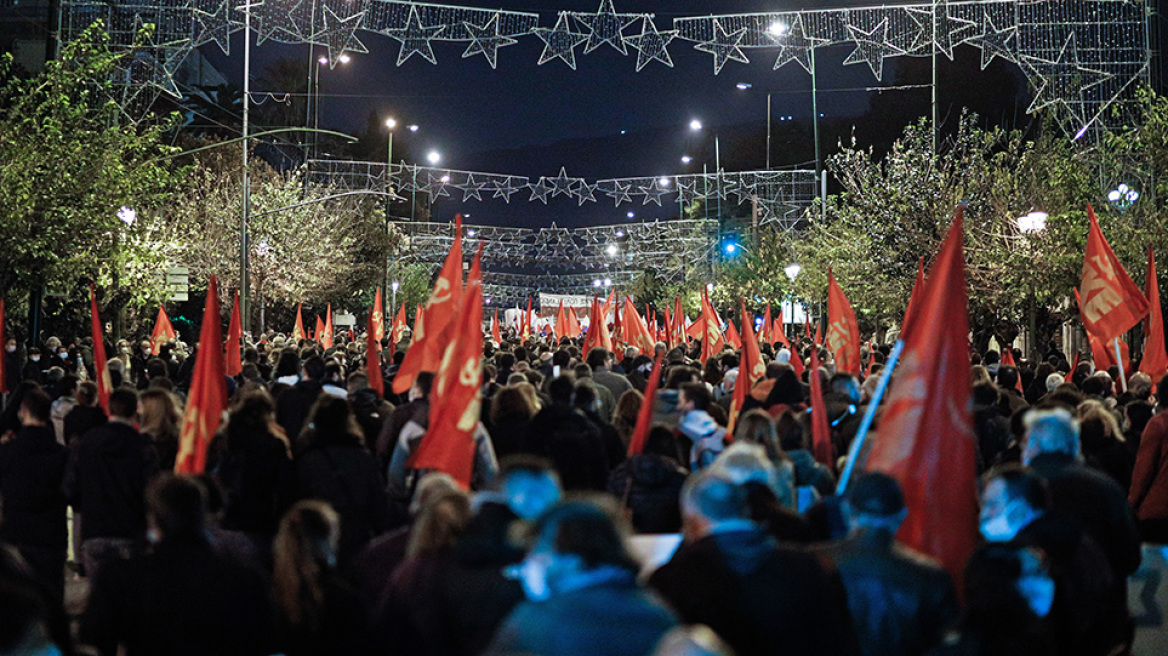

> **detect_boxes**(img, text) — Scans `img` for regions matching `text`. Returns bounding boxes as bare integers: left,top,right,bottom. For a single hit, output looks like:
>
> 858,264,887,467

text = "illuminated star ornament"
973,13,1017,70
908,1,976,60
528,177,554,203
462,14,517,69
771,15,823,74
237,0,295,45
626,15,677,72
194,0,234,55
843,19,905,81
1022,33,1114,125
573,181,598,206
572,0,638,55
460,173,488,201
492,178,522,203
385,4,445,66
320,4,368,67
533,12,588,70
602,180,633,206
695,18,749,75
639,179,671,206
548,167,581,198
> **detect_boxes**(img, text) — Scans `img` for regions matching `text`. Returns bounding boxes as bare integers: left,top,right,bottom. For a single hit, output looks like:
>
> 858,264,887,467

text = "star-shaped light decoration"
675,177,699,204
695,18,749,75
492,177,522,203
639,179,671,206
572,0,638,55
548,167,581,198
237,0,296,45
626,15,677,72
843,19,905,81
528,177,554,203
195,0,234,55
459,173,488,201
384,4,444,66
1022,33,1114,125
770,15,824,74
320,4,368,67
602,180,633,206
909,1,977,60
573,180,598,206
427,171,451,199
462,14,518,69
533,12,588,70
973,13,1017,70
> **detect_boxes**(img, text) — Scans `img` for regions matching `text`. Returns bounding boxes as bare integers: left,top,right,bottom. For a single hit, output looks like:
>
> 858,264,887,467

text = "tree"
0,22,183,321
168,146,397,329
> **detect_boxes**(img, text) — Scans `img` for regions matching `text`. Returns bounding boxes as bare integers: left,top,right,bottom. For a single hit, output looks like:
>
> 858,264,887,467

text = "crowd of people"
0,324,1164,655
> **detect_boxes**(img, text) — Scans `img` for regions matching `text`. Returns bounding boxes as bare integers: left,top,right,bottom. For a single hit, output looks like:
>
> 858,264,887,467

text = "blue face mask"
980,500,1026,542
512,554,552,602
1017,573,1056,618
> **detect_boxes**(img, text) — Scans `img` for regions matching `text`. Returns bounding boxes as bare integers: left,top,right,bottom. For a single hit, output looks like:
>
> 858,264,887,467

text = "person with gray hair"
649,472,857,656
1044,372,1065,394
1023,406,1142,606
708,443,809,543
813,473,957,656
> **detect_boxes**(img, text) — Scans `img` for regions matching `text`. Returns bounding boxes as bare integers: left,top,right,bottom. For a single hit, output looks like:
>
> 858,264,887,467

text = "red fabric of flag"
409,245,484,487
175,276,227,474
762,303,773,345
372,287,385,342
728,300,764,434
622,297,655,354
627,352,665,457
322,304,334,349
902,257,926,342
863,209,979,589
292,303,305,342
366,312,384,398
826,268,862,376
88,285,111,412
491,308,502,344
725,320,742,350
1079,204,1149,342
391,303,408,344
151,306,177,355
393,216,464,393
1139,246,1168,381
225,291,243,377
808,344,833,468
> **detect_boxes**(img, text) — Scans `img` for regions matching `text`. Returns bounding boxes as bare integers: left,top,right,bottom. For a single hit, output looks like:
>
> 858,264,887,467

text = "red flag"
728,300,764,434
554,300,567,341
1070,349,1080,377
725,320,742,350
1140,247,1168,381
699,290,725,363
662,304,673,348
999,347,1023,393
393,215,465,394
565,304,582,338
1080,204,1149,342
322,303,334,349
225,291,243,377
150,306,177,355
1075,288,1132,374
772,318,789,349
88,285,111,412
808,344,833,468
789,345,805,379
372,287,385,342
390,302,408,344
314,316,324,343
292,303,305,342
805,318,812,342
627,352,665,457
864,209,978,589
491,308,502,345
673,297,685,345
622,297,655,354
409,244,485,487
521,296,532,341
613,297,624,348
366,312,384,398
826,269,862,376
0,299,6,395
814,322,822,347
582,298,613,354
175,276,227,474
902,257,926,342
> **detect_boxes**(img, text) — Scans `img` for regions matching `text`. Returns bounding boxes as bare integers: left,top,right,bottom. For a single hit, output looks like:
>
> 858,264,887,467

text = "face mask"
146,528,161,545
1016,574,1056,618
980,500,1024,542
515,554,552,602
31,356,39,363
5,345,14,353
59,352,69,360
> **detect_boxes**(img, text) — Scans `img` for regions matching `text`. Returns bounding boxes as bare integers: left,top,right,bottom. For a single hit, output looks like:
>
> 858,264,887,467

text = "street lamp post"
1017,211,1048,360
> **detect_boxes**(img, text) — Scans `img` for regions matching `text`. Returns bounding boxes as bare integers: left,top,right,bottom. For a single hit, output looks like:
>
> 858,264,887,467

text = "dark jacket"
62,404,107,446
789,448,836,496
375,398,427,471
276,379,324,440
486,413,530,462
274,573,366,656
63,421,159,541
488,569,677,656
80,538,272,656
1028,452,1141,580
0,425,68,548
650,527,858,656
294,441,391,566
814,528,958,656
1131,411,1168,522
607,454,686,534
523,403,609,491
214,432,295,538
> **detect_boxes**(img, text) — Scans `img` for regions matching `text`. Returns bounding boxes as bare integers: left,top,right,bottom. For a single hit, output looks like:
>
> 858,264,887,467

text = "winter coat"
63,421,159,541
295,441,391,566
607,454,686,534
679,409,726,470
1131,412,1168,522
0,425,67,548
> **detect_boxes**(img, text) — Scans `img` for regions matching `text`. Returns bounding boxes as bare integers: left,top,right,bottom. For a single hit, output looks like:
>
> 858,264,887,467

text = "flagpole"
1114,339,1128,392
836,339,904,495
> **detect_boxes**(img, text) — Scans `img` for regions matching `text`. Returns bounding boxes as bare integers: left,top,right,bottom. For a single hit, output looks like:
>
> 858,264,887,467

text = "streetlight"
626,211,635,219
408,124,419,132
593,279,602,288
784,263,802,281
604,278,613,287
689,119,703,132
1016,211,1048,359
606,243,618,257
391,279,399,324
1107,183,1139,210
681,155,692,164
427,150,441,165
385,117,397,167
310,53,350,159
768,21,787,36
658,176,671,187
1017,210,1048,233
117,206,136,226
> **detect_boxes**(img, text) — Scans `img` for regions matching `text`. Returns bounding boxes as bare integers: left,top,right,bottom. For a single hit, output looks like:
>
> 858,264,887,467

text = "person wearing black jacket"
522,376,608,491
276,355,327,443
63,387,160,579
0,389,68,600
293,395,390,568
607,426,687,534
80,475,273,656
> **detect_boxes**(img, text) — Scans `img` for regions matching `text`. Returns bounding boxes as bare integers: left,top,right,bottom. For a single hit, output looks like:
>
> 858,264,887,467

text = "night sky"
201,0,1054,229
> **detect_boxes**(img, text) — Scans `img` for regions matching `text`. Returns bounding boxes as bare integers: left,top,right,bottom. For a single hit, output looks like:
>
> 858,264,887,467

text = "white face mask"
980,500,1025,542
515,554,552,602
30,356,40,363
59,352,69,360
1017,574,1056,618
5,345,15,353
